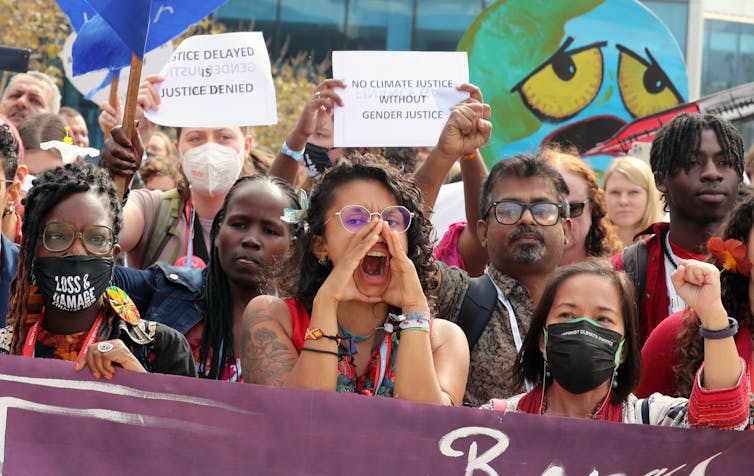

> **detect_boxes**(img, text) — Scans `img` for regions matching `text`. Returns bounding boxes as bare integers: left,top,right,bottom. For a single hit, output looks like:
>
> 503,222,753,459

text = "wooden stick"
0,71,9,97
114,54,143,200
102,74,120,140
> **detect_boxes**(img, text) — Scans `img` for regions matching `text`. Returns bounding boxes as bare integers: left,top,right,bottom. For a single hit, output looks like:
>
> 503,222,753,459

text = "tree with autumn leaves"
0,0,325,152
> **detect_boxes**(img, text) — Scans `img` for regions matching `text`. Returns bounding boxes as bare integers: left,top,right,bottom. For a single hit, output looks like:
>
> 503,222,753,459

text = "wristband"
301,346,339,357
384,311,431,333
699,317,738,340
462,150,478,161
281,141,305,162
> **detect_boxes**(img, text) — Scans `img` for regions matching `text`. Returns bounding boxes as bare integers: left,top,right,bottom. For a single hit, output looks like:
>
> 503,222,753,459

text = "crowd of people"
0,63,751,435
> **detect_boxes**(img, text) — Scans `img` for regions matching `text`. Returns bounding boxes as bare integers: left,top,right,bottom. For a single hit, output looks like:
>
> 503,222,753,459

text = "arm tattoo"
242,309,297,386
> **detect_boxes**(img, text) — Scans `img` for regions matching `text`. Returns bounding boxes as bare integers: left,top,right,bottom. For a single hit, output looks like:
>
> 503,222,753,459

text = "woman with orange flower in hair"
638,193,754,423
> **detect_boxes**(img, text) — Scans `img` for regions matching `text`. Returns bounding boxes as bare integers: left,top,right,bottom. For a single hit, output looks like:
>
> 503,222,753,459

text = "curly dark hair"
293,154,438,314
672,193,754,396
0,124,19,180
199,174,302,378
7,162,123,354
542,147,622,257
515,259,642,404
650,113,744,211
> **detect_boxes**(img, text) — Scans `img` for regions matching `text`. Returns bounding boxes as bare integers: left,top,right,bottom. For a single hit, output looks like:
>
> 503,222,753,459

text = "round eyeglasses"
41,222,115,256
325,205,414,233
486,200,563,226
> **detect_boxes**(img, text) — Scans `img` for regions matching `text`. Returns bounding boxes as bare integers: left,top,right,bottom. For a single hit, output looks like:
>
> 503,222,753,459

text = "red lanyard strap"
23,307,106,361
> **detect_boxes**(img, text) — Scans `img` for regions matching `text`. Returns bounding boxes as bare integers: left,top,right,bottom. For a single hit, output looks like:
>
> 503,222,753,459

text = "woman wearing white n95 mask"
179,130,246,198
101,125,253,270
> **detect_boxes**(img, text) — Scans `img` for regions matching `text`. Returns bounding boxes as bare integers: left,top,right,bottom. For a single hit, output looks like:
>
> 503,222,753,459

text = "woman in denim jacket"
114,174,303,381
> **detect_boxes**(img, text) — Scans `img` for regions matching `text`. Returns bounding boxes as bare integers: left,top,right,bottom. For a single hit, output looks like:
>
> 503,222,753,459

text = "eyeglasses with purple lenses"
325,205,414,233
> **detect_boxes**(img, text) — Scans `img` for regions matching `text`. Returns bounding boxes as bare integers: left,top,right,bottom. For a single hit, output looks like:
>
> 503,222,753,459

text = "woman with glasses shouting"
241,156,469,405
0,162,196,379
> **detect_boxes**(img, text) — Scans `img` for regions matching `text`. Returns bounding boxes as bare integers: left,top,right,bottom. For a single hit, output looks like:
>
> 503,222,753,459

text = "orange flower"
707,237,753,277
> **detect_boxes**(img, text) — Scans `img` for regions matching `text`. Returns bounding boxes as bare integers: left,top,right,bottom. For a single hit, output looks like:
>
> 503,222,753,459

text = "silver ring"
315,91,321,99
97,342,114,353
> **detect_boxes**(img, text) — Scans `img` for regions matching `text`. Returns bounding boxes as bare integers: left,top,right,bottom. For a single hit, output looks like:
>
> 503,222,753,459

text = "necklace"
662,232,679,270
338,323,379,355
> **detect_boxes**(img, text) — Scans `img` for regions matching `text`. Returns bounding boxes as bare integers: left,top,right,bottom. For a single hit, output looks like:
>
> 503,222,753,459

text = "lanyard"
374,336,392,393
184,201,196,265
23,307,105,360
486,269,532,392
663,232,687,314
486,270,523,352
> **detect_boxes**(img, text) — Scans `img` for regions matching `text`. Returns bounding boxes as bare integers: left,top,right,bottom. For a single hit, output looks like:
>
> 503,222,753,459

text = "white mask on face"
180,142,244,198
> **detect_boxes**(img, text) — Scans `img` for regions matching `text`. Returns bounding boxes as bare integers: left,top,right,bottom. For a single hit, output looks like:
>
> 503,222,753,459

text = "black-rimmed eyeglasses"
486,200,563,226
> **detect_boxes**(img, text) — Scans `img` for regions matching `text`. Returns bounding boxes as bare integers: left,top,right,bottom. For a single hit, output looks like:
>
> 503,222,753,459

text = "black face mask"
33,256,114,312
302,142,332,179
544,318,624,394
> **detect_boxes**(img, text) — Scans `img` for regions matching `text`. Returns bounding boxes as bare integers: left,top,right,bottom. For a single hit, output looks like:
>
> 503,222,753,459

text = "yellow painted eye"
513,38,606,122
617,45,683,118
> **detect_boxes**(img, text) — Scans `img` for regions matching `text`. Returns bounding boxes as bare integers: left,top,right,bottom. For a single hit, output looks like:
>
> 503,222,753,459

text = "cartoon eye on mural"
458,0,689,168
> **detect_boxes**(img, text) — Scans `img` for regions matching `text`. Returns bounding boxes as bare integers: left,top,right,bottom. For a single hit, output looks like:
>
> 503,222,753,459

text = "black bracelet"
699,317,738,340
301,346,340,357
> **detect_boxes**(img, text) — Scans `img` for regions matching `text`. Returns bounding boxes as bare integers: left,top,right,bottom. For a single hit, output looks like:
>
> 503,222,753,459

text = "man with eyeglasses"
434,154,572,406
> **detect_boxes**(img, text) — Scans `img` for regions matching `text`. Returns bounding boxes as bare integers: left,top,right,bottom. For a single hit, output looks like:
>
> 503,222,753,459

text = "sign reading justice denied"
146,32,278,128
332,51,469,147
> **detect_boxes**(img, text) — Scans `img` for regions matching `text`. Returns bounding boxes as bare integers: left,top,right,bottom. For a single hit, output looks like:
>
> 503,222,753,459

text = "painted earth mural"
459,0,689,171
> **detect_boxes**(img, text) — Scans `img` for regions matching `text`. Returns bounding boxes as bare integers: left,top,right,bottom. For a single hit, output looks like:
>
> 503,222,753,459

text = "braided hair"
7,162,122,354
650,113,744,210
199,174,301,379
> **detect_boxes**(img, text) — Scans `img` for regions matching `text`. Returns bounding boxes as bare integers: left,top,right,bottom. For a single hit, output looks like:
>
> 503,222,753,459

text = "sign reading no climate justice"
332,51,469,147
145,32,278,127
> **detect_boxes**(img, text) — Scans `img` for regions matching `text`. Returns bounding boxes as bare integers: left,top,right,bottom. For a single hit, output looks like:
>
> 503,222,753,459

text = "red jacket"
609,222,704,343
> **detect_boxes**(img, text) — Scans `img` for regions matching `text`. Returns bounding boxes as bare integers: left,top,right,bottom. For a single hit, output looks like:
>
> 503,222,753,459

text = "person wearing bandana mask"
270,79,348,187
0,162,196,379
483,260,748,430
98,74,253,269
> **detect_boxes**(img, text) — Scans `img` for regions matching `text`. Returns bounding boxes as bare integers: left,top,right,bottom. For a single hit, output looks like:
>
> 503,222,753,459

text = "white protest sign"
145,32,277,127
60,33,173,107
332,51,469,147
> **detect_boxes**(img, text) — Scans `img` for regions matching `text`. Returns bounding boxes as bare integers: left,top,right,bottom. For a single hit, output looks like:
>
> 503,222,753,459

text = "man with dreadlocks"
0,162,196,378
611,112,744,343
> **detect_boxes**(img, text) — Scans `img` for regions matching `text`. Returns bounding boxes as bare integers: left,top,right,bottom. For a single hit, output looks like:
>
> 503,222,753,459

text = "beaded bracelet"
301,346,339,357
304,327,340,342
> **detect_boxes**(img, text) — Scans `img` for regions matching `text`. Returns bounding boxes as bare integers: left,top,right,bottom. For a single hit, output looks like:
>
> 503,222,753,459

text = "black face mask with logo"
302,142,333,179
33,256,113,312
544,318,624,394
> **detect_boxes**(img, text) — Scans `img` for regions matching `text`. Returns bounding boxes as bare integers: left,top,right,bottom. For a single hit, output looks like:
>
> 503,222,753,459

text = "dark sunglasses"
568,199,589,218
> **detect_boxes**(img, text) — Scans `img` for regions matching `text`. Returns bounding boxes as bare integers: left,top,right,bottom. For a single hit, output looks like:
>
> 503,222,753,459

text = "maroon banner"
0,355,751,475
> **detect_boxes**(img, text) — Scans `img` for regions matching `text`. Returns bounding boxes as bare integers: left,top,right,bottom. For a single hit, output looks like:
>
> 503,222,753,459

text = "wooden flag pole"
115,53,143,200
103,74,120,140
